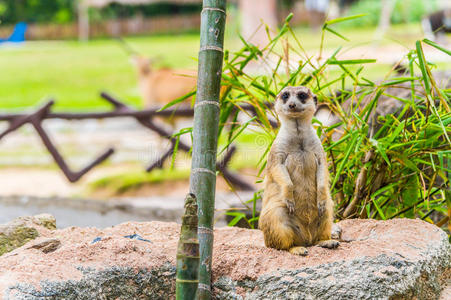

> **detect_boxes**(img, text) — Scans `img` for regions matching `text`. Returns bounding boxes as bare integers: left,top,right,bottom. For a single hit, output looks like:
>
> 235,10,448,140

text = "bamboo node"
176,279,199,283
202,7,226,15
192,168,216,176
198,226,213,234
195,101,220,109
199,45,223,53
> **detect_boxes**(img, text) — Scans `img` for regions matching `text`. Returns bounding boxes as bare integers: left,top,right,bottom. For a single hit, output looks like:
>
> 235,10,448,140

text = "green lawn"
0,34,203,111
0,23,447,111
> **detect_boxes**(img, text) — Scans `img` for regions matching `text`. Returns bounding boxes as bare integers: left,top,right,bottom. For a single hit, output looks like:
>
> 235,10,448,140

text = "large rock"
0,214,56,256
0,219,449,299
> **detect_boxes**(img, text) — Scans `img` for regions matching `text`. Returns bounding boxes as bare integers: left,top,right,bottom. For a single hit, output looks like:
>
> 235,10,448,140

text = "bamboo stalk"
189,1,227,299
176,193,200,300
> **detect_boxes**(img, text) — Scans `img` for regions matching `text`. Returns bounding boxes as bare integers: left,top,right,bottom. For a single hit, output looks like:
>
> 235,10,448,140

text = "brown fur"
132,56,197,108
259,86,338,255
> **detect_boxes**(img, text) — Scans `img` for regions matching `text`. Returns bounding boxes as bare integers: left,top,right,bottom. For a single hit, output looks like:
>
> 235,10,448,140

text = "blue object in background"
0,22,28,43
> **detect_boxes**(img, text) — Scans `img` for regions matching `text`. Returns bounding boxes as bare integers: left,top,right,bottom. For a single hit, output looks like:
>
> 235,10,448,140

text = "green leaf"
415,41,431,94
225,212,247,227
401,174,419,217
157,90,196,112
372,198,386,220
381,77,420,86
325,13,368,25
423,39,451,56
331,133,359,190
324,27,349,41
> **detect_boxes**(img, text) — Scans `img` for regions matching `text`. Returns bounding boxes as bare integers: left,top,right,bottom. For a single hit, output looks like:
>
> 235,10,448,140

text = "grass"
1,23,446,111
0,34,201,111
89,168,191,195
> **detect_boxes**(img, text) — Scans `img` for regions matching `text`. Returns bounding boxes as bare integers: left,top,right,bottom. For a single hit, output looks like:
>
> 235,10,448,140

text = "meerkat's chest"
285,150,317,176
283,139,317,177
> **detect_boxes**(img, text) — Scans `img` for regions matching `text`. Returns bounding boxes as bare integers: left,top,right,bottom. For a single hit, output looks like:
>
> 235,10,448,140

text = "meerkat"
259,86,339,256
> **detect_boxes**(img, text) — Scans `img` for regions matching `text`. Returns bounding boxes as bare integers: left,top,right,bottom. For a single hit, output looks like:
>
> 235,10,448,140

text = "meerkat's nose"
289,103,296,109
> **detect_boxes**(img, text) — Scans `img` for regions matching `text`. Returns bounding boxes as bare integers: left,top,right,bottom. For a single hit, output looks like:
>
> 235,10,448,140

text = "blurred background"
0,0,449,228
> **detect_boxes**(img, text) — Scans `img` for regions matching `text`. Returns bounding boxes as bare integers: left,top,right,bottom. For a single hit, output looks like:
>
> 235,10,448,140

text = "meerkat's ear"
313,95,318,106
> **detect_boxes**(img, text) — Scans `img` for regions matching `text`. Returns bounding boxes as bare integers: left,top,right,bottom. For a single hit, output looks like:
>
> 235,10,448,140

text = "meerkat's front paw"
317,240,340,249
289,246,308,256
285,199,295,214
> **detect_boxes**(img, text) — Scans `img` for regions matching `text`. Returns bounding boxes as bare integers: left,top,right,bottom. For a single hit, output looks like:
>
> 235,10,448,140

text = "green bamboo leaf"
225,212,247,226
324,26,349,41
423,39,451,56
387,120,405,144
361,77,376,86
157,90,196,112
401,174,419,218
331,133,359,190
415,40,431,94
372,182,397,198
381,77,420,86
325,13,368,25
397,154,421,172
362,89,384,124
170,136,180,170
372,198,386,220
218,116,256,156
370,138,391,166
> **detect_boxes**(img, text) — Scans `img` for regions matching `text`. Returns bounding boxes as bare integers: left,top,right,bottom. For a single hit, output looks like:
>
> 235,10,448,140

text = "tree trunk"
189,1,227,299
78,0,89,41
239,0,278,46
376,0,396,37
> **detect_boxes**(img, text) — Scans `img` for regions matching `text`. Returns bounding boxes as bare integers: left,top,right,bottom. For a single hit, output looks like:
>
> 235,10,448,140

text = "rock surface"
0,214,56,256
0,219,449,299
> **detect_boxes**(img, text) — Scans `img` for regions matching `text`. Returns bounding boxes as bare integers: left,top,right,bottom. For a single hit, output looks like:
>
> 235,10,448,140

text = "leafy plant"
169,14,450,233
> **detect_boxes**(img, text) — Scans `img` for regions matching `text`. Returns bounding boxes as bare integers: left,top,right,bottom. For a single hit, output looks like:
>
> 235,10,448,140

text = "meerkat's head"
275,86,317,120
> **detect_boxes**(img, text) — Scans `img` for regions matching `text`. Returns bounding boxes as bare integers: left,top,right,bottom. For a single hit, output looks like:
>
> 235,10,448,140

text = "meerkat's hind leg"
316,210,339,249
289,246,309,256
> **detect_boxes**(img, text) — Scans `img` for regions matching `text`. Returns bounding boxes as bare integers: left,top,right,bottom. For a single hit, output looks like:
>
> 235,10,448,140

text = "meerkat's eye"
281,92,290,102
297,91,309,103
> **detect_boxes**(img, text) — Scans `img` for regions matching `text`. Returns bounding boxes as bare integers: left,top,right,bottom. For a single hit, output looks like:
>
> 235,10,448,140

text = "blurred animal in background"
131,56,197,109
422,9,451,44
116,38,196,110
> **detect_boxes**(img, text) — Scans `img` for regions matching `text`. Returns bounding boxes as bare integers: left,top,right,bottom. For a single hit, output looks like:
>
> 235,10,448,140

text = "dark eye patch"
297,91,308,103
281,92,290,102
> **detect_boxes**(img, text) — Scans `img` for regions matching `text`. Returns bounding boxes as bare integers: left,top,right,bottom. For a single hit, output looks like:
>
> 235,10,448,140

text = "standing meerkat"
259,86,339,256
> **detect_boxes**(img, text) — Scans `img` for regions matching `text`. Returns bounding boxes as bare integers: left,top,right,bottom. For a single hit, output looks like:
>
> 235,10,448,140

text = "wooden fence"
0,14,200,40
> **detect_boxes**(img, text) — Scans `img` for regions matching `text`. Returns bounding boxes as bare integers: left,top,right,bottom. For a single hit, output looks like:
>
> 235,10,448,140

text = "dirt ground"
0,218,447,288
